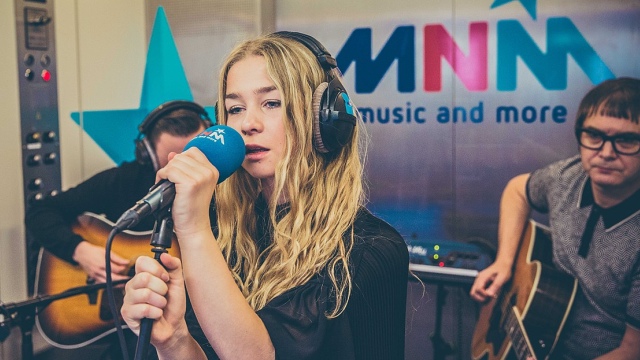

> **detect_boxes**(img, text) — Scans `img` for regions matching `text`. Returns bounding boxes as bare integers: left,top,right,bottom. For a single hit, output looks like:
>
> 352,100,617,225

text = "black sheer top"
185,197,409,360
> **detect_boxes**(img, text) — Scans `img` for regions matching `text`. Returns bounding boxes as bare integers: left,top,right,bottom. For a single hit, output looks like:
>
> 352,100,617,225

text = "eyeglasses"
575,128,640,155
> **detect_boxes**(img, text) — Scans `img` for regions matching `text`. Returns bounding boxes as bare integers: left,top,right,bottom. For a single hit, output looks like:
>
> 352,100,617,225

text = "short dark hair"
147,108,206,146
575,77,640,131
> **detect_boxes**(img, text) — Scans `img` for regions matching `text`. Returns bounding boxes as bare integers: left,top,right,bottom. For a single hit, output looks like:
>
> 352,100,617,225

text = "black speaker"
274,31,358,154
135,100,212,170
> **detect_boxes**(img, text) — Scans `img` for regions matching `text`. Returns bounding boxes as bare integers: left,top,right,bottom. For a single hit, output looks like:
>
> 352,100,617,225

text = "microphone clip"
150,207,174,255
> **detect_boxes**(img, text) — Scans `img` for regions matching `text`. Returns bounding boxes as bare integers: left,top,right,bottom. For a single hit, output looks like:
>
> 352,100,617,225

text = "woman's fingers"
156,148,219,187
121,253,186,342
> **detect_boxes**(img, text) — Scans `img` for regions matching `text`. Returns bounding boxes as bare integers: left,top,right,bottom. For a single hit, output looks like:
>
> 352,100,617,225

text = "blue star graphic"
491,0,537,20
70,6,214,165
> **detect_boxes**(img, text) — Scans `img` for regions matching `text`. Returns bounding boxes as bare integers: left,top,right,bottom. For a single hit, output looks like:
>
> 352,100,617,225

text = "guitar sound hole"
99,288,124,321
98,267,134,321
487,291,507,349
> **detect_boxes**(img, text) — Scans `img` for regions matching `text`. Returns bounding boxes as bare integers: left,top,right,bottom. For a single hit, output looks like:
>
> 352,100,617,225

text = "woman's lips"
245,144,268,160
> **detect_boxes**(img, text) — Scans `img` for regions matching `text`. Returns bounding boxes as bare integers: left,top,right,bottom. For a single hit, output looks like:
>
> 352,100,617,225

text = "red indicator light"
438,261,445,267
41,69,51,82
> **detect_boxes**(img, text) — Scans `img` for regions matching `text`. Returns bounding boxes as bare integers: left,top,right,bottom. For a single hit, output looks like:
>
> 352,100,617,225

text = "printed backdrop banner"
272,0,640,246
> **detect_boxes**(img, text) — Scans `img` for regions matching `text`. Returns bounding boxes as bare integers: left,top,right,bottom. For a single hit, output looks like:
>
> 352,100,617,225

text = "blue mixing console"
407,238,494,285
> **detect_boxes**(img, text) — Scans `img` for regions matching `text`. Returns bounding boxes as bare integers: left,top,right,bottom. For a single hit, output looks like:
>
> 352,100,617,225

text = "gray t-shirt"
527,155,640,359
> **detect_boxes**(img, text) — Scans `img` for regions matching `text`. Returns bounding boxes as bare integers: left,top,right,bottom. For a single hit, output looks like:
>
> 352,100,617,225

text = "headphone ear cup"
311,82,330,153
144,138,160,171
312,79,358,154
135,138,148,165
135,137,160,171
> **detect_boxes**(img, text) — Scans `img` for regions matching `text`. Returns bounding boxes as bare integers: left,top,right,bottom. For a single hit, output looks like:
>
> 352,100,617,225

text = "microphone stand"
134,207,174,360
430,284,455,360
0,280,127,360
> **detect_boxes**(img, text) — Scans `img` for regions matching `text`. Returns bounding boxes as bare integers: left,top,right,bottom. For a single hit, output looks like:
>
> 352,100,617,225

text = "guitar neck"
506,306,536,360
472,220,577,360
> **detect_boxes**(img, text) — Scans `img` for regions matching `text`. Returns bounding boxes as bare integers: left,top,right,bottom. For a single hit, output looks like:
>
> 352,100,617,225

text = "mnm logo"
335,18,614,93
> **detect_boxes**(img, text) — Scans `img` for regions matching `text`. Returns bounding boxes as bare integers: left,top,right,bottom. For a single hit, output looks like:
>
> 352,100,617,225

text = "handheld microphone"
109,125,243,360
114,125,245,231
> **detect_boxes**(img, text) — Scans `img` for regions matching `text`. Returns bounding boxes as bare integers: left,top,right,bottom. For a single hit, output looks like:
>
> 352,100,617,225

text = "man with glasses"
470,77,640,359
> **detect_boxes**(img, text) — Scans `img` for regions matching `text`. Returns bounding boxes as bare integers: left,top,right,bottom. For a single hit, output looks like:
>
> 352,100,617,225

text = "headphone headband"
135,100,212,170
138,100,211,135
274,31,338,72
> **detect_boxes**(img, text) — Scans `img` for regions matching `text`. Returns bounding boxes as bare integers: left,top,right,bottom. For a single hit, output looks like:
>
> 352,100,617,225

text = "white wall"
57,0,146,183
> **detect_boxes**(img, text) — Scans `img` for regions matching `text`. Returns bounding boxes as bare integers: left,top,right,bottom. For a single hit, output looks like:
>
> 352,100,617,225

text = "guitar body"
34,212,180,348
472,220,578,360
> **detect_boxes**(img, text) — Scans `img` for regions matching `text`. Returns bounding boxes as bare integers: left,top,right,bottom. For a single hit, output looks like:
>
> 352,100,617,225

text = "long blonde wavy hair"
214,33,366,317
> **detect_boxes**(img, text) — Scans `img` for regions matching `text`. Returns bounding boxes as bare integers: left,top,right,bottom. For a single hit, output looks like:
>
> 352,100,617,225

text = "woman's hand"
121,253,189,349
156,148,220,241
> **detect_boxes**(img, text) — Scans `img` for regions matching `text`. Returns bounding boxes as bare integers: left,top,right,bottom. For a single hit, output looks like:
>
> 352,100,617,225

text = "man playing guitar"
470,78,640,359
24,100,210,356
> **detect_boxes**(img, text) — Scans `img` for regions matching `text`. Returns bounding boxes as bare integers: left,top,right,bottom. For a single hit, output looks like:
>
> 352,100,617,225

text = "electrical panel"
15,0,60,293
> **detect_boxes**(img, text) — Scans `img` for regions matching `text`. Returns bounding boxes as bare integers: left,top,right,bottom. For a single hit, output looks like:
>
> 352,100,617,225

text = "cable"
105,227,130,360
133,211,174,360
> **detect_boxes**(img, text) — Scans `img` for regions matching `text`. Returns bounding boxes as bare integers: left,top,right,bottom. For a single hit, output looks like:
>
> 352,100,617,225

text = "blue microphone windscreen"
183,125,245,183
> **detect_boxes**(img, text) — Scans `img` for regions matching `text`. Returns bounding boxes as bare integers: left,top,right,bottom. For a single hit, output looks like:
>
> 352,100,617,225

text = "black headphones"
274,31,358,154
135,100,213,170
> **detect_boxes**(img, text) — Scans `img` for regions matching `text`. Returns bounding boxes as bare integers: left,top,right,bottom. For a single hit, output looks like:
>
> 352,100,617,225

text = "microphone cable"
105,211,175,360
105,226,131,360
133,211,174,360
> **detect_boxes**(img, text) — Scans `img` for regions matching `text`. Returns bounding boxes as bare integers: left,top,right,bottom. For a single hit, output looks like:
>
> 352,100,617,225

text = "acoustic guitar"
471,220,578,360
34,212,180,349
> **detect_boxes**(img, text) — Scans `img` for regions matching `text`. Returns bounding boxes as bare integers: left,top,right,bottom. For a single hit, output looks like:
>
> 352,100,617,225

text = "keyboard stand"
409,263,478,360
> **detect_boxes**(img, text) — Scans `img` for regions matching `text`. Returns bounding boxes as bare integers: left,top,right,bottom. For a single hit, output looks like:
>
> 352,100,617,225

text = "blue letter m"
336,26,415,94
497,18,614,91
